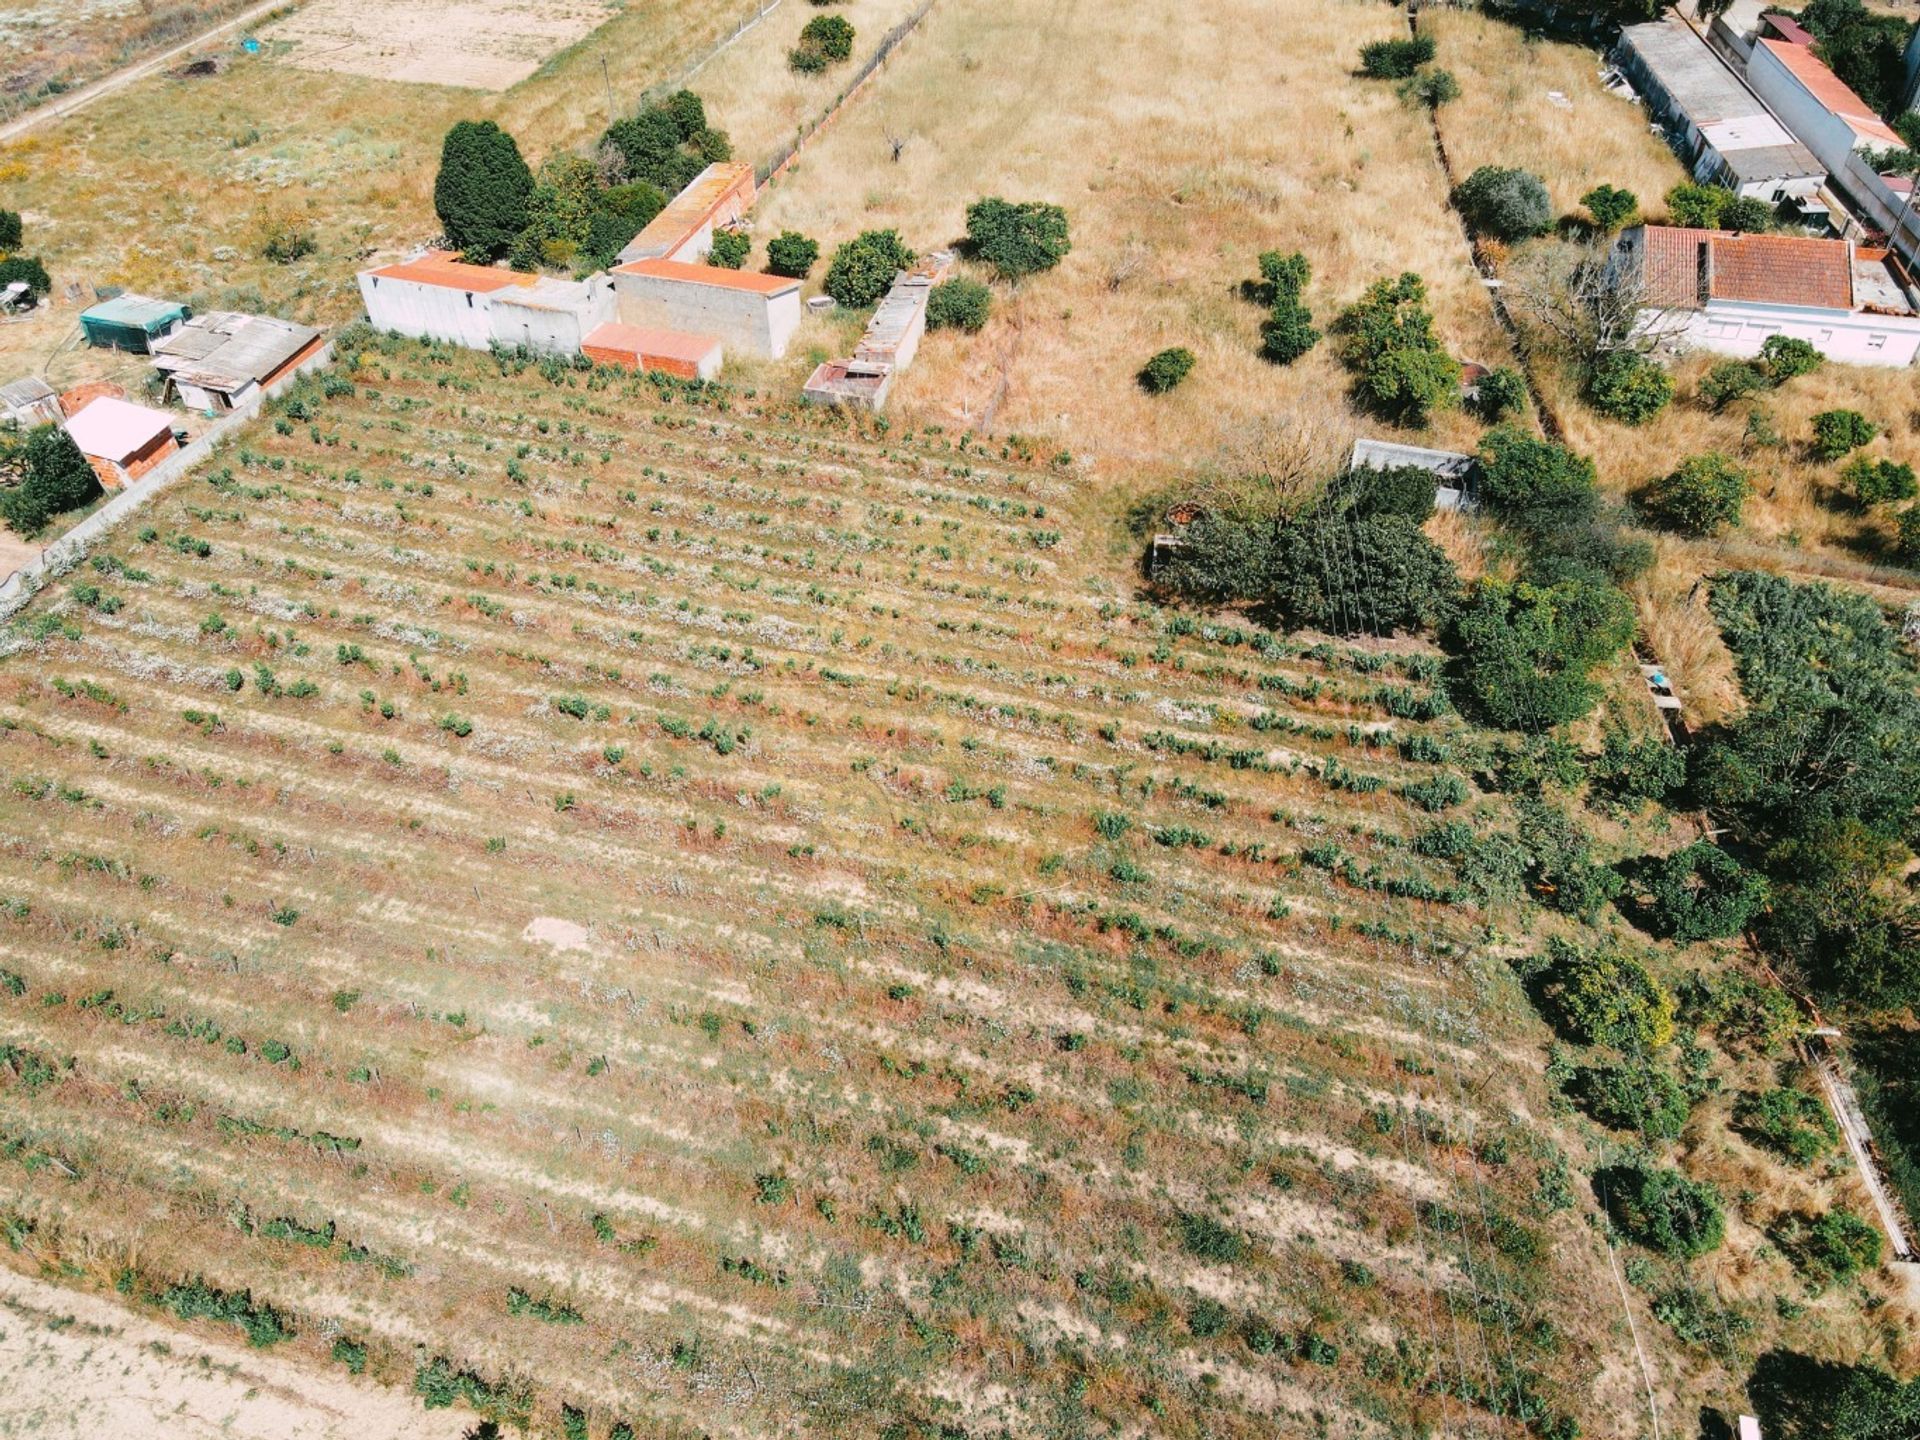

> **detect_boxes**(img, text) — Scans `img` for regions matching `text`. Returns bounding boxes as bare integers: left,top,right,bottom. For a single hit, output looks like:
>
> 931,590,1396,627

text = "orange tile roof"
1759,39,1903,146
369,251,538,294
582,322,721,362
612,258,800,295
1636,225,1855,311
623,163,755,258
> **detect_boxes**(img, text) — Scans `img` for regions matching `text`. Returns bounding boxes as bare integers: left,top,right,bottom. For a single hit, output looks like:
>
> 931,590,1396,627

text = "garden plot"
0,333,1634,1438
260,0,620,90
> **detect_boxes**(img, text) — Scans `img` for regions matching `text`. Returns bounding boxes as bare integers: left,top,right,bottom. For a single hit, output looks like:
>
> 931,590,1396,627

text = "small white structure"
0,377,63,430
1348,438,1477,512
357,252,614,355
150,312,326,413
803,251,955,411
617,163,757,265
610,259,801,359
1618,223,1920,366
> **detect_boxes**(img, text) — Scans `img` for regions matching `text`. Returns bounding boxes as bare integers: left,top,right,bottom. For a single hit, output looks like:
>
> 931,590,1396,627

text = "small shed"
1349,438,1478,512
150,312,325,412
0,377,63,430
64,397,179,489
581,322,723,380
79,294,191,353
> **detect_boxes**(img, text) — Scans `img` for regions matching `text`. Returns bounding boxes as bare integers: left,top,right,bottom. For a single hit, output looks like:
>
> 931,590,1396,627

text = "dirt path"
0,0,295,144
0,1263,466,1440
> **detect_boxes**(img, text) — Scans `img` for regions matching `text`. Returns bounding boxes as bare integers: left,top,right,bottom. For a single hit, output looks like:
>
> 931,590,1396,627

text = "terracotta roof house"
63,397,179,488
611,258,801,359
581,322,723,380
1616,224,1920,365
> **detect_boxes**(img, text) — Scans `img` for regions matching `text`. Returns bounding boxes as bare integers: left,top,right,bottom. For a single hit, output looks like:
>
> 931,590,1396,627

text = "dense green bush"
791,13,855,69
1580,184,1639,233
964,197,1072,278
1573,1061,1691,1138
1734,1086,1839,1166
1536,936,1675,1051
1586,349,1674,424
601,91,727,194
1798,0,1911,114
1335,272,1460,425
1399,68,1460,108
1634,841,1769,942
707,229,751,269
1471,364,1528,422
0,254,49,298
582,182,666,269
1810,408,1877,460
1271,513,1458,636
823,229,915,307
1591,729,1686,809
1449,576,1634,731
1748,1349,1920,1440
765,230,821,278
1777,1207,1883,1286
1665,182,1728,229
1697,359,1769,412
1453,165,1554,242
1138,347,1197,394
1638,451,1748,535
1840,455,1916,508
1358,34,1435,77
1474,427,1598,530
1256,250,1319,365
1518,797,1625,920
0,209,19,250
1760,334,1823,381
1343,463,1437,523
433,120,535,259
1601,1163,1726,1257
926,277,991,332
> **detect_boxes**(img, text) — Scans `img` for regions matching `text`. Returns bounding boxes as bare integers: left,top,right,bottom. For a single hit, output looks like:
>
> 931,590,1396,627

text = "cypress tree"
433,121,534,261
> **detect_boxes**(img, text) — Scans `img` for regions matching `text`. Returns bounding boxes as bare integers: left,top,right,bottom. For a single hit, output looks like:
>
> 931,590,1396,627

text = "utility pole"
600,53,616,125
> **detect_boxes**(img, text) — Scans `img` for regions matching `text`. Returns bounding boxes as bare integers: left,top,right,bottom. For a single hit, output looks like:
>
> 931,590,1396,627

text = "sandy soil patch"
261,0,619,90
523,914,592,951
0,1263,466,1440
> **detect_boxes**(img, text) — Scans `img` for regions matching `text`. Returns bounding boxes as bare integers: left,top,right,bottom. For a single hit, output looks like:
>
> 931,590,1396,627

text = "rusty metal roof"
368,251,539,294
613,258,799,295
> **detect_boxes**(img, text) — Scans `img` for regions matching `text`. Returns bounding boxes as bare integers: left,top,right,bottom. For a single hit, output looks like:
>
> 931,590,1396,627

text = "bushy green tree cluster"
964,198,1071,279
1580,184,1639,233
0,425,102,538
823,229,915,307
1255,250,1319,365
1358,34,1434,77
1335,272,1460,425
1638,451,1749,536
1138,347,1196,394
926,277,991,332
1799,0,1913,117
1453,165,1553,243
1534,936,1676,1051
790,13,855,70
1600,1163,1726,1256
1450,576,1634,732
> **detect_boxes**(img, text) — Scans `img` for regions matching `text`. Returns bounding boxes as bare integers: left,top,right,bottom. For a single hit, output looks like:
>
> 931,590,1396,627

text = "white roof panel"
64,397,174,463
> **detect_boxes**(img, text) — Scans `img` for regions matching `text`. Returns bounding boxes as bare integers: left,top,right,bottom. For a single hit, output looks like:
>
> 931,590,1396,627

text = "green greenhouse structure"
79,294,191,353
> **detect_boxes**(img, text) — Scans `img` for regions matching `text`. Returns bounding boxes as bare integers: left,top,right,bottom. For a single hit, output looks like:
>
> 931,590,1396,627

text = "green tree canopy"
434,120,535,260
964,198,1072,278
1449,576,1635,731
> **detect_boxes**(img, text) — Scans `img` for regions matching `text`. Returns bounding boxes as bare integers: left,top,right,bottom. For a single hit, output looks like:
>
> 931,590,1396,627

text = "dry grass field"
0,0,258,118
261,0,622,91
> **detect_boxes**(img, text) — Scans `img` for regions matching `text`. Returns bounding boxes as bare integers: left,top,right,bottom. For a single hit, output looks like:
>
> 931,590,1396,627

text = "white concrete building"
358,252,614,355
610,259,801,359
1618,224,1920,366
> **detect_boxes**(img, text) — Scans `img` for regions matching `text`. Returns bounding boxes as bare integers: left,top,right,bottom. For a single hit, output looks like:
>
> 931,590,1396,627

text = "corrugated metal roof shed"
151,313,321,391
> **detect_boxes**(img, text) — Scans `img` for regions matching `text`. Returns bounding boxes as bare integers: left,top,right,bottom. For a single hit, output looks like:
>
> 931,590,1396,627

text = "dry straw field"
0,332,1674,1437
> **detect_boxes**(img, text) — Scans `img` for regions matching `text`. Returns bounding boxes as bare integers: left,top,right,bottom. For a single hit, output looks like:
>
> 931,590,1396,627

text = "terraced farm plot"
0,334,1640,1437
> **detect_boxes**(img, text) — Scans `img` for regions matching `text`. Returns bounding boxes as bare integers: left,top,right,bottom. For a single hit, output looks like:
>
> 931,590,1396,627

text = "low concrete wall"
0,341,334,616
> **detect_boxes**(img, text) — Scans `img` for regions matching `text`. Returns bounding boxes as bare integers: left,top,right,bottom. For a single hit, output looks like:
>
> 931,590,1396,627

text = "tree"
1718,194,1775,232
1897,503,1920,565
765,231,821,279
1748,1350,1920,1440
964,198,1071,279
1450,576,1635,731
1666,181,1729,229
583,182,666,270
1358,35,1435,78
1398,68,1460,108
1591,728,1687,809
1601,1164,1726,1257
1811,408,1877,460
1343,463,1438,523
1138,347,1196,394
510,153,600,272
1841,456,1917,508
1697,359,1769,412
1634,841,1769,942
601,95,727,193
1735,1087,1839,1166
0,209,19,250
1759,334,1823,382
1800,0,1911,116
1471,365,1527,422
1269,512,1458,635
433,120,535,260
791,12,855,70
0,255,52,298
1335,272,1460,426
1638,451,1749,535
1536,936,1675,1050
823,230,914,308
1256,250,1319,365
1154,512,1273,605
1586,349,1672,424
926,277,990,332
1453,165,1553,242
1580,184,1639,233
1475,426,1599,529
707,229,751,270
662,89,708,140
0,425,102,538
1778,1207,1884,1286
1574,1061,1691,1138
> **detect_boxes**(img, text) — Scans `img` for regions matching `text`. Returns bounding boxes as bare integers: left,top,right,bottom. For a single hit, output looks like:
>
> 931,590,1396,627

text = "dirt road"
0,0,294,144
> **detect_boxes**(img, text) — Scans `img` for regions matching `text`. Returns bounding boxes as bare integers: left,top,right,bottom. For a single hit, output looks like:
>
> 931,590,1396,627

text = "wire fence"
757,0,939,185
